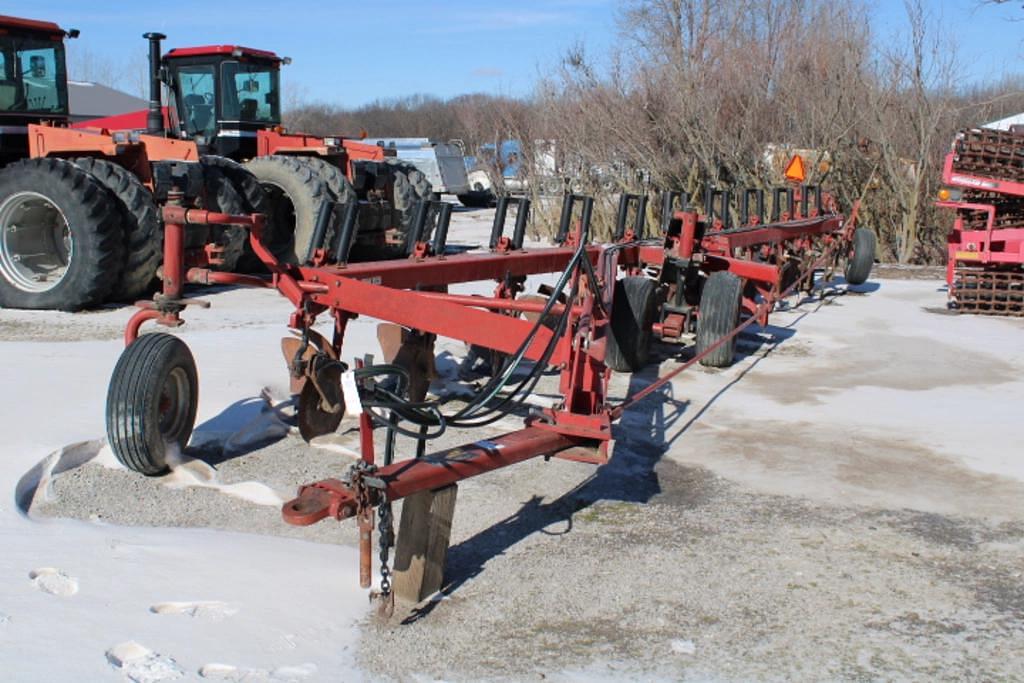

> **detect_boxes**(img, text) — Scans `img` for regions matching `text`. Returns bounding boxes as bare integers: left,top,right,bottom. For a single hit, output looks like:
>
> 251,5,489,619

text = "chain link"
377,492,393,597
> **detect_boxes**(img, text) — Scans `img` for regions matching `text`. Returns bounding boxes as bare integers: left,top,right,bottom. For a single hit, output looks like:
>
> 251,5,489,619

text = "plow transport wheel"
605,276,658,373
844,227,876,285
106,333,199,475
696,271,743,368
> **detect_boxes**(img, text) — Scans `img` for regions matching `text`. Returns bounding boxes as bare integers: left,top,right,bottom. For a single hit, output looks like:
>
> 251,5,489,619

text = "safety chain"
349,461,396,617
378,492,393,594
376,492,396,617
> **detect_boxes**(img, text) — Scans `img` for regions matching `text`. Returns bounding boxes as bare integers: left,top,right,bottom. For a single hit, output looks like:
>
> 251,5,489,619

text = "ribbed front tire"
696,271,743,368
106,333,198,475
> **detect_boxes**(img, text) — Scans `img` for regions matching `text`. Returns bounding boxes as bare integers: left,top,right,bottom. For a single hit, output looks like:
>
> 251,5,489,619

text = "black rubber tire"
105,333,199,476
200,155,280,269
844,227,876,285
457,192,494,208
605,276,658,373
197,161,247,272
298,156,357,205
390,168,419,235
385,159,435,235
73,158,160,302
407,167,437,233
696,271,743,368
295,156,359,258
406,167,434,202
243,155,332,265
0,158,124,311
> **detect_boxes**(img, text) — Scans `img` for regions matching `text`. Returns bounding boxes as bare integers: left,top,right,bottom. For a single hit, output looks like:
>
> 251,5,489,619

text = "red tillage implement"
106,186,872,602
938,127,1024,315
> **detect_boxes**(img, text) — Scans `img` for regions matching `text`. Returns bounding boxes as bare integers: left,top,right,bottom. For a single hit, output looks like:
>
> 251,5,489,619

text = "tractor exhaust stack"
143,32,166,135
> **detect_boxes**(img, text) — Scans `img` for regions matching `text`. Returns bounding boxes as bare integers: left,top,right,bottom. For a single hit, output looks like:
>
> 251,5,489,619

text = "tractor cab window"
175,65,217,139
220,61,279,124
0,35,68,115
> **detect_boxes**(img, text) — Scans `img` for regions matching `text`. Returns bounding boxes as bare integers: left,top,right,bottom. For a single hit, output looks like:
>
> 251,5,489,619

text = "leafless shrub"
277,0,1022,263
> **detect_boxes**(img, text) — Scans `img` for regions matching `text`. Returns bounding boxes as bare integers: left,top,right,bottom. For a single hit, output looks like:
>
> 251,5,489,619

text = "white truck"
372,137,470,197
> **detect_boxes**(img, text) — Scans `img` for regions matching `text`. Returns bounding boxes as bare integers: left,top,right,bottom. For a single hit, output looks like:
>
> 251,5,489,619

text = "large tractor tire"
106,332,198,476
605,276,659,373
390,167,419,236
386,159,434,236
844,227,876,285
299,156,357,205
406,168,433,203
696,271,743,368
297,157,361,261
73,158,160,302
0,158,124,311
244,155,333,265
197,162,249,272
200,156,278,270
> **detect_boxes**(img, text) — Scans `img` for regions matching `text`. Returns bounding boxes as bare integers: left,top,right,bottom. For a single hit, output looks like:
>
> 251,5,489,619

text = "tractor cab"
159,43,282,159
0,15,75,162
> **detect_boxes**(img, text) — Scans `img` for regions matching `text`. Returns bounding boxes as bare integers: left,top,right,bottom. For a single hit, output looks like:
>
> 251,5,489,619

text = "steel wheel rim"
0,191,73,293
158,367,191,442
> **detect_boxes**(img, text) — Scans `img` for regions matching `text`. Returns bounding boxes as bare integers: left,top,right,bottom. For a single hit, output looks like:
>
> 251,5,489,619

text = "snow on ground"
0,290,373,681
0,208,498,681
2,205,1023,680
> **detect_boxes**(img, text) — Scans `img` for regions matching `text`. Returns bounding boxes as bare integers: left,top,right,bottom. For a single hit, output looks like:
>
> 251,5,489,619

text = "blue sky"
21,0,1024,106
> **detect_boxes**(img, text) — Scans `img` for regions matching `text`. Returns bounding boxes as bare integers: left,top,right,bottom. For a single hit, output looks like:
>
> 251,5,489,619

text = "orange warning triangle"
784,154,806,183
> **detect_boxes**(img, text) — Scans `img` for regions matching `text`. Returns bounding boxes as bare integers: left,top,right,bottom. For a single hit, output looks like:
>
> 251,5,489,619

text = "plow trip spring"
105,184,871,606
940,126,1024,315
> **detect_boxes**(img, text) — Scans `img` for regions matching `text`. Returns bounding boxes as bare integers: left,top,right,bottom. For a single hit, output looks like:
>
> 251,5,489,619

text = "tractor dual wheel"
696,271,743,368
73,158,160,302
200,155,281,271
106,333,199,475
299,156,357,206
387,159,435,242
844,227,876,286
199,156,261,272
605,276,659,373
243,155,334,265
0,158,124,311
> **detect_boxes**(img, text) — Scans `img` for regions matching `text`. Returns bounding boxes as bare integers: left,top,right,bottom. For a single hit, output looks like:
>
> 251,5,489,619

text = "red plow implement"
105,184,873,607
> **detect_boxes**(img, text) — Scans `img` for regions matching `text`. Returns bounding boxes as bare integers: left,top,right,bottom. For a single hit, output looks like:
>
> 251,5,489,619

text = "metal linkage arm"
282,427,587,526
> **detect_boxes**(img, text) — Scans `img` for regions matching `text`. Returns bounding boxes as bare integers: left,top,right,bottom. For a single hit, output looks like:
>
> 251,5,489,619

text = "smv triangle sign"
784,154,806,183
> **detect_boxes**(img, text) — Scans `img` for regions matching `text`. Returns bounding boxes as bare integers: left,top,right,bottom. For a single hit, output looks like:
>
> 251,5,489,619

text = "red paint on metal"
164,45,281,61
282,428,585,526
0,15,66,35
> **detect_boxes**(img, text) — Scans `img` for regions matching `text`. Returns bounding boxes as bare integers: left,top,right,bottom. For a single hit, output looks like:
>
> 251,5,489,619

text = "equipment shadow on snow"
188,396,293,467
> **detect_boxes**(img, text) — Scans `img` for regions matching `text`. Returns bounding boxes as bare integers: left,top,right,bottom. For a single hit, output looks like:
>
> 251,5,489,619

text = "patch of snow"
28,567,78,596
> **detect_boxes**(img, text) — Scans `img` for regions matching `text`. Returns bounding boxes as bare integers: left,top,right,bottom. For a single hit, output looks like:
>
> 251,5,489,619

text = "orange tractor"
80,33,434,265
0,15,274,310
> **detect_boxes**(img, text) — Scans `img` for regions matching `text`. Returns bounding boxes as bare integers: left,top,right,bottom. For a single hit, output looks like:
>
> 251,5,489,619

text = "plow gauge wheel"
105,333,198,475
